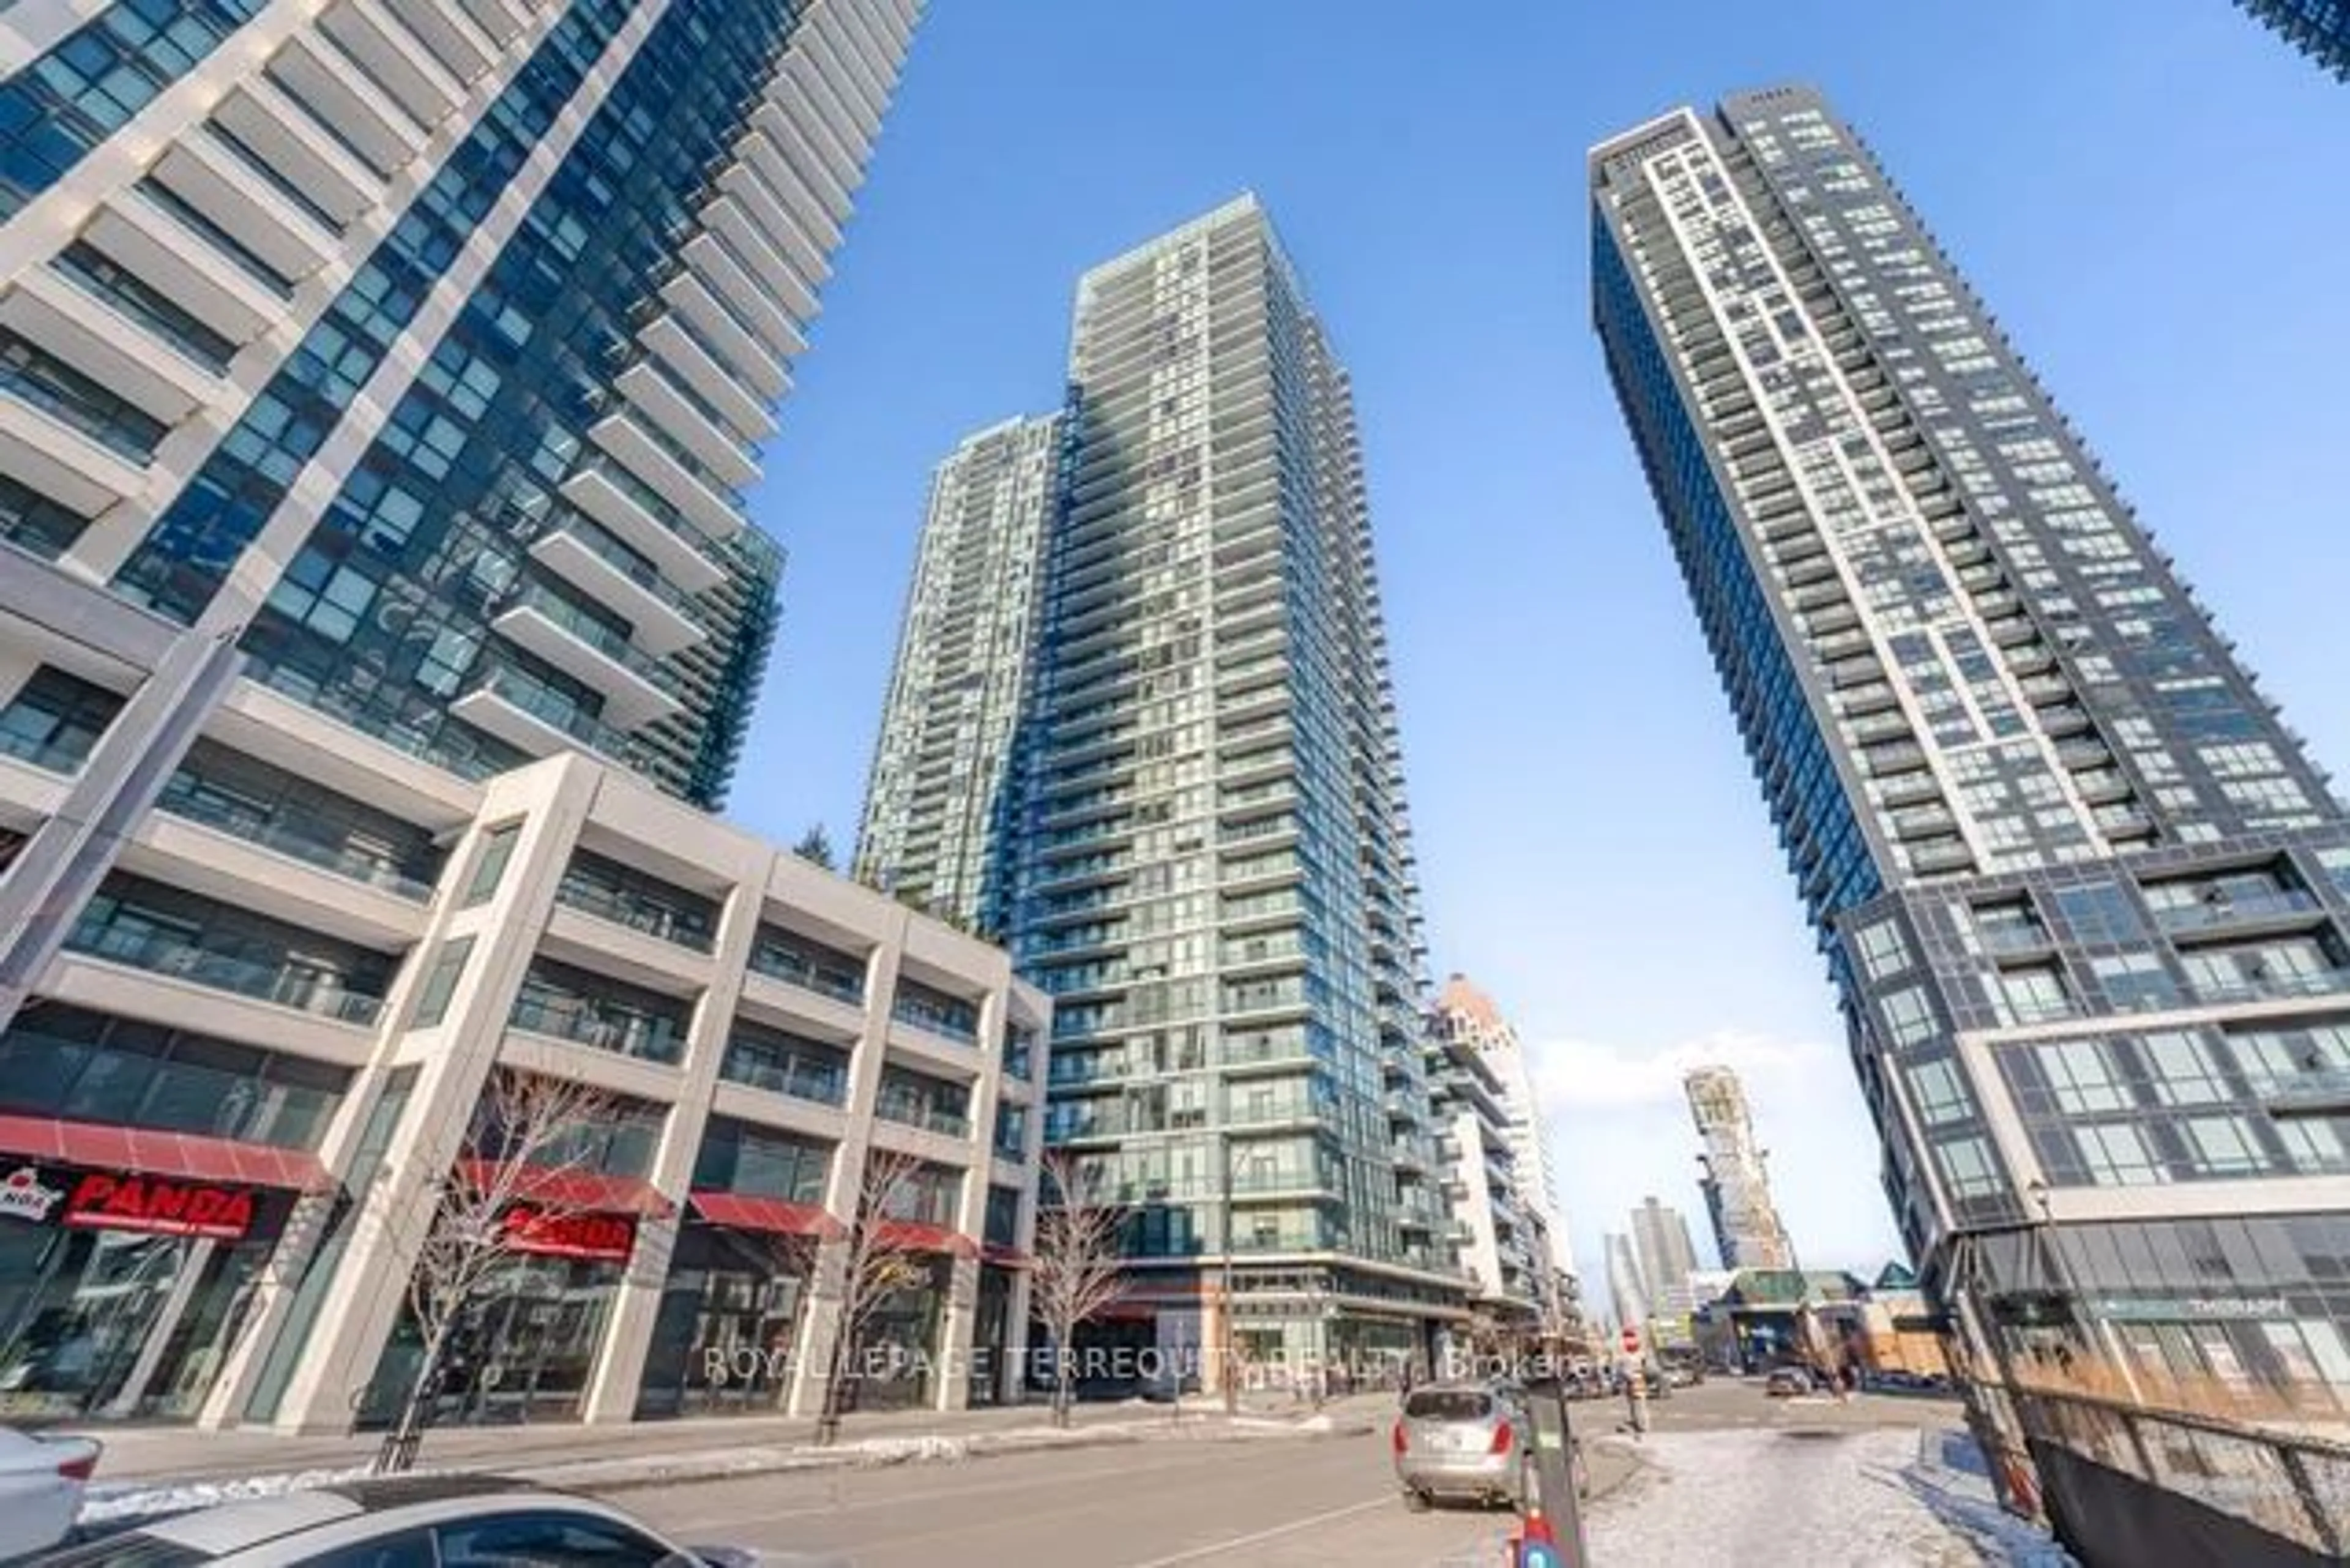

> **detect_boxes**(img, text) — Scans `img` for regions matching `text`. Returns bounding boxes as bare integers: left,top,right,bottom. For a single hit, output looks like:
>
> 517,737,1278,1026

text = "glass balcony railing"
2190,970,2350,1005
65,921,384,1025
2264,1068,2350,1118
154,775,437,901
468,665,639,760
876,1099,971,1140
891,991,979,1045
508,990,685,1065
718,1038,848,1107
747,937,865,1006
2152,890,2324,932
0,726,94,774
549,513,704,621
500,581,673,688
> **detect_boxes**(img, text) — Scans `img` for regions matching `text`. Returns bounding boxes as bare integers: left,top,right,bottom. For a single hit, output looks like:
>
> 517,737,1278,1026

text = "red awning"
688,1190,843,1239
0,1114,332,1192
457,1160,671,1216
875,1219,980,1258
982,1243,1031,1269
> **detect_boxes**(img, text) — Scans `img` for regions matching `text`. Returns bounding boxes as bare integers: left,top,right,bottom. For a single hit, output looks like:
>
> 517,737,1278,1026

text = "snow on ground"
1582,1426,2079,1567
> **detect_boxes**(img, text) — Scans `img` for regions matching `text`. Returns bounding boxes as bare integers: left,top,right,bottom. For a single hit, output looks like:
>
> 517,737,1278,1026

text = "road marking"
1117,1495,1392,1567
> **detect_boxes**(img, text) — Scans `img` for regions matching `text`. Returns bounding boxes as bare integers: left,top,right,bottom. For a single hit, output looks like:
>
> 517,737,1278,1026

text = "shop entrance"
0,1165,279,1421
636,1224,812,1419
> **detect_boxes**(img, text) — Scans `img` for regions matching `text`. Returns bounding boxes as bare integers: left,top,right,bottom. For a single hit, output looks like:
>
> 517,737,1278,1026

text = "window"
303,1531,436,1568
1933,1133,2005,1199
1968,898,2048,954
2054,881,2144,944
1878,987,1937,1048
1996,965,2073,1025
2092,954,2180,1013
464,821,524,906
1856,919,1910,982
2075,1122,2163,1186
435,1510,672,1568
0,666,123,772
2183,1117,2266,1178
409,936,474,1030
2037,1040,2129,1114
1905,1059,1970,1126
2138,1032,2226,1107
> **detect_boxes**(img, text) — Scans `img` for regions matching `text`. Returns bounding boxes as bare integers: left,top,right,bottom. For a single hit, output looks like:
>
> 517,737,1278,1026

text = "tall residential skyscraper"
2235,0,2350,78
1685,1064,1795,1270
1630,1195,1700,1318
1603,1231,1649,1333
0,0,957,1432
1008,195,1464,1372
1435,973,1581,1290
857,413,1061,928
1594,85,2350,1435
1,0,916,811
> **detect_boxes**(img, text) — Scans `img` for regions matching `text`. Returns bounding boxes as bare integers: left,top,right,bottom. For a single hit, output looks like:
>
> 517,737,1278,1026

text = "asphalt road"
617,1379,1970,1567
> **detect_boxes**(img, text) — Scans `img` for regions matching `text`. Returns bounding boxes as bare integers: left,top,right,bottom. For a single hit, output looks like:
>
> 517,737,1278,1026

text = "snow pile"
1583,1427,2081,1566
846,1434,969,1465
80,1465,383,1525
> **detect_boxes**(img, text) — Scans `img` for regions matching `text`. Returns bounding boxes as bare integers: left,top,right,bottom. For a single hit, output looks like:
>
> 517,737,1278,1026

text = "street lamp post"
1220,1129,1237,1416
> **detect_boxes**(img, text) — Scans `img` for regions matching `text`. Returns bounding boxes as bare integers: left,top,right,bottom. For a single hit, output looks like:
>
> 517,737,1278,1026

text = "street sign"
1620,1326,1641,1357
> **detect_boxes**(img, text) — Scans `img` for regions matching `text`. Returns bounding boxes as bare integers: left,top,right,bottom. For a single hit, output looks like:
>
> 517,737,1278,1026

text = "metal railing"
65,922,384,1024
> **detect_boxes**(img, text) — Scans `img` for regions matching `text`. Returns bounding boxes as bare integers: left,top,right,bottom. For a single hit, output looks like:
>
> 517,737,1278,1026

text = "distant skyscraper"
1685,1065,1795,1270
857,414,1061,927
2235,0,2350,78
1435,974,1580,1287
1630,1196,1699,1318
1603,1231,1649,1332
999,196,1462,1370
1427,985,1546,1320
1594,84,2350,1447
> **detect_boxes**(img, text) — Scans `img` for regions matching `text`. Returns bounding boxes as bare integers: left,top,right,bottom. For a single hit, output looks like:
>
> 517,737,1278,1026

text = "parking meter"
1516,1375,1588,1567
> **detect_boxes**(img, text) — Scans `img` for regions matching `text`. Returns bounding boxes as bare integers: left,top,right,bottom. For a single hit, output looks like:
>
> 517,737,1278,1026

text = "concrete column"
785,917,899,1419
581,829,766,1424
934,1252,979,1411
1001,1264,1035,1406
268,761,595,1432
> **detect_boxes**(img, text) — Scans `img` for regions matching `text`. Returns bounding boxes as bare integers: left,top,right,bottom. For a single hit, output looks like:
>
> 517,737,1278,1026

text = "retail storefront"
0,1125,327,1422
636,1192,835,1419
359,1171,660,1429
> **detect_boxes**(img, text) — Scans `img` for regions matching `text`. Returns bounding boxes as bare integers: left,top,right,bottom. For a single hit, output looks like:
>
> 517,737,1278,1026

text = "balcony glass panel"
157,739,443,898
875,1066,970,1140
509,958,689,1065
748,924,865,1005
718,1021,848,1107
556,847,717,952
0,666,122,774
66,873,394,1025
891,978,978,1045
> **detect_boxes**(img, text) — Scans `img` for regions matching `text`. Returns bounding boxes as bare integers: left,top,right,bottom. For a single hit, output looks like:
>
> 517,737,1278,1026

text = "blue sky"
729,2,2350,1289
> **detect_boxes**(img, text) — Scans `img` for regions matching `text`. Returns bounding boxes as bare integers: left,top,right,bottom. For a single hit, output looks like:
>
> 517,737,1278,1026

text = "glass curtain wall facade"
856,413,1061,930
1005,196,1464,1377
1593,84,2350,1457
1,0,918,811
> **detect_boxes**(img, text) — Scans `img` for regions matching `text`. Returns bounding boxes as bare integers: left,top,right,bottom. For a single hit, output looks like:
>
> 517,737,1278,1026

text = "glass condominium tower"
0,0,919,810
856,413,1061,930
1594,85,2350,1439
1006,196,1463,1374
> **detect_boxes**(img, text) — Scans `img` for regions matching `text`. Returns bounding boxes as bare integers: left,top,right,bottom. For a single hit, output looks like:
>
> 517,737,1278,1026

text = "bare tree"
376,1071,619,1473
813,1144,931,1446
1031,1151,1130,1427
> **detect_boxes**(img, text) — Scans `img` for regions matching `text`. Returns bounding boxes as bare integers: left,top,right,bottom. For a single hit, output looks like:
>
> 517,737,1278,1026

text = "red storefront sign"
502,1203,637,1262
61,1171,258,1240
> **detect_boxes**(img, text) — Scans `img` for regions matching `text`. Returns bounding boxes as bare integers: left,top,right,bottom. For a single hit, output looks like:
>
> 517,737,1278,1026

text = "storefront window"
635,1225,811,1419
0,1170,287,1421
362,1252,625,1428
846,1256,948,1414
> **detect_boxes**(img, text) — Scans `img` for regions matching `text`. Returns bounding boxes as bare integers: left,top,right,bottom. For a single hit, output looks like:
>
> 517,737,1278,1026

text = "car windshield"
31,1534,209,1568
1403,1389,1492,1422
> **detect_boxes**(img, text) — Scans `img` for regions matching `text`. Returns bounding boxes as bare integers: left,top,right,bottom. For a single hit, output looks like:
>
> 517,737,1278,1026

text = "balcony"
616,360,761,488
450,665,639,766
318,0,465,125
527,516,705,657
153,769,438,902
214,78,386,226
264,31,425,175
589,413,745,542
2151,890,2324,936
876,1069,972,1141
558,462,727,594
2,268,219,424
720,1026,849,1107
748,927,867,1007
891,980,979,1047
64,919,385,1026
509,961,688,1066
640,309,779,434
556,849,718,954
2264,1068,2350,1120
491,580,681,728
147,136,337,286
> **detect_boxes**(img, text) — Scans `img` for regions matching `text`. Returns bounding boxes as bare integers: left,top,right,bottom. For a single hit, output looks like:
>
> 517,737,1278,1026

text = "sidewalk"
72,1389,1390,1490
